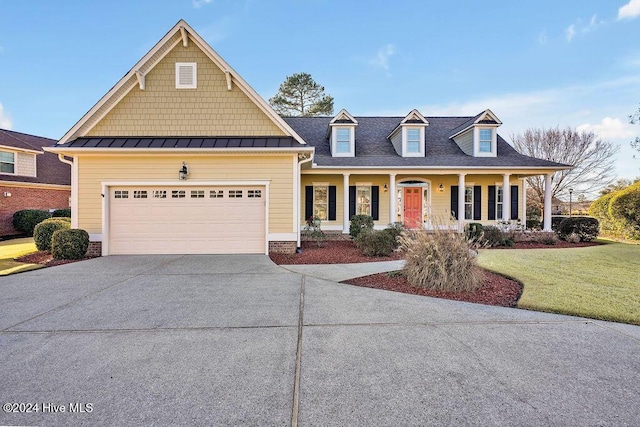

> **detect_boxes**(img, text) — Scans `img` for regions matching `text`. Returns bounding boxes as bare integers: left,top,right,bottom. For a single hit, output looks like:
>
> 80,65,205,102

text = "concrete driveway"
0,255,638,426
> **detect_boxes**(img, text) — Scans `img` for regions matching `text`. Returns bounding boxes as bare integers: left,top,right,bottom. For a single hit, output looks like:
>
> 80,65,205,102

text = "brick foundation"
268,241,297,254
87,241,102,257
0,185,71,236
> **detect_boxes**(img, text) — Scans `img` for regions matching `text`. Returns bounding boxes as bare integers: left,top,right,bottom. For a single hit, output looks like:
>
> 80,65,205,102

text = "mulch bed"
343,270,522,308
269,240,403,265
15,251,95,267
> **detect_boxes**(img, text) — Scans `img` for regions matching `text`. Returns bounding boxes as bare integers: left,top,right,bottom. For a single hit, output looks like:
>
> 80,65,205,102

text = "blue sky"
1,0,639,181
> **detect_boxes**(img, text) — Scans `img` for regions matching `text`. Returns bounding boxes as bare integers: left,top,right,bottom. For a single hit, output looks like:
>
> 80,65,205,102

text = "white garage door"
109,186,266,255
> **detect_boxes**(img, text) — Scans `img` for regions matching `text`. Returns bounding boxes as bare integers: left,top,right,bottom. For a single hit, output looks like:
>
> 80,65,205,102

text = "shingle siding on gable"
390,129,402,156
453,129,474,156
86,43,285,137
16,152,36,177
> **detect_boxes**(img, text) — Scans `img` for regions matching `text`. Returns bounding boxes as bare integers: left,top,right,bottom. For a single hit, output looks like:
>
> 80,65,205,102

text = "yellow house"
47,20,569,256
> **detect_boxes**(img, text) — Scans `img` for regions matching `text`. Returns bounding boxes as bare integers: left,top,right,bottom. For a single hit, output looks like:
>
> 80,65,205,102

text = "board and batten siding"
77,154,295,235
453,129,474,156
85,42,285,137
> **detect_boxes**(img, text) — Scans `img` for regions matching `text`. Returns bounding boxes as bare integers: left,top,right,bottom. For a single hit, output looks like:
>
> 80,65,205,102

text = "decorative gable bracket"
135,71,145,90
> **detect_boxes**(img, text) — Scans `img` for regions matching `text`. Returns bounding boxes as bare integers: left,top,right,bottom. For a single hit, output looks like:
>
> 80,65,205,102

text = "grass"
0,237,43,276
478,240,640,325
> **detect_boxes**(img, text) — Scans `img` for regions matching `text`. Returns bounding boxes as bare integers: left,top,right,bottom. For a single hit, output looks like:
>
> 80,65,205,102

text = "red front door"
403,187,422,229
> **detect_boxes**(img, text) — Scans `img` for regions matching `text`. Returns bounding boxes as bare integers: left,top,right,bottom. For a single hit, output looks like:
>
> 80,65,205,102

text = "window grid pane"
172,190,186,198
313,186,328,221
153,190,167,198
210,190,224,198
248,190,262,198
406,129,421,153
133,190,148,199
464,187,473,220
479,129,492,152
336,128,351,153
190,190,205,198
229,190,243,198
496,186,503,219
356,186,371,216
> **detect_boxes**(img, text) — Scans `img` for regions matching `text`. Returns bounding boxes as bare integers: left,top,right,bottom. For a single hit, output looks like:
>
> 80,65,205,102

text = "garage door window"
210,190,223,198
114,190,128,199
172,190,186,198
154,190,167,198
134,190,148,199
248,190,262,198
229,190,242,198
191,190,205,198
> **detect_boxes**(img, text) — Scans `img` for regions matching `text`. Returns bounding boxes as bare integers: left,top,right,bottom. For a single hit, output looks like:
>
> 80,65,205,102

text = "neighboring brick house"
0,129,71,237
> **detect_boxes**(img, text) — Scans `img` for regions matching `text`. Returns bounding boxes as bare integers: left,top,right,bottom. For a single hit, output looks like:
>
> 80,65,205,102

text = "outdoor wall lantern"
179,162,189,180
438,183,444,192
383,184,388,192
3,191,11,197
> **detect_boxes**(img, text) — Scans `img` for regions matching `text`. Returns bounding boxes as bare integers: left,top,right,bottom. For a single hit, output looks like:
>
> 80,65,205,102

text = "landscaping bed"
269,240,403,265
16,251,96,268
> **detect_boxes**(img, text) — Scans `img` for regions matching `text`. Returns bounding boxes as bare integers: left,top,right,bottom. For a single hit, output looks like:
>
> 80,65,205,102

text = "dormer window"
450,109,501,158
329,109,357,157
474,126,497,157
479,129,492,153
387,109,429,158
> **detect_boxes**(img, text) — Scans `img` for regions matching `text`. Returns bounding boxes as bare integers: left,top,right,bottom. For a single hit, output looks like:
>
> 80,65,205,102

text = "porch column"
502,173,511,221
543,173,553,231
343,173,350,234
521,179,527,227
389,173,396,225
458,173,466,231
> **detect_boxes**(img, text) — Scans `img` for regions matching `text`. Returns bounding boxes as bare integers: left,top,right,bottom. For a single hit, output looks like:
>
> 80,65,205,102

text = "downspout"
296,153,313,252
58,154,78,229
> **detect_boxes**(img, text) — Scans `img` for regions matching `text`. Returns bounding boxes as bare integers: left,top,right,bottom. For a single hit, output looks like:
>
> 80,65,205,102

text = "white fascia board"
305,165,573,171
0,145,43,155
44,147,315,155
330,109,358,125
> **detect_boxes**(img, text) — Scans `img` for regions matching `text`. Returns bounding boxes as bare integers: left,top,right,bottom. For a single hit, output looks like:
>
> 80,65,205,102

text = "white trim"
89,234,103,242
342,173,350,233
57,20,308,146
402,126,425,157
386,109,429,140
330,126,355,157
329,109,358,125
180,26,188,47
0,145,42,155
311,181,330,186
473,126,498,157
450,109,503,139
46,147,314,155
0,149,17,175
101,180,270,256
135,71,145,90
175,62,197,89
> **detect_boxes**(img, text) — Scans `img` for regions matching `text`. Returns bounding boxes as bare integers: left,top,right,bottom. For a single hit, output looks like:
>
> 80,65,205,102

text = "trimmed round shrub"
551,216,567,232
51,229,89,260
355,229,396,257
608,182,640,240
558,217,599,242
52,208,71,217
349,214,374,239
12,209,52,235
381,222,405,248
399,229,482,292
33,219,71,251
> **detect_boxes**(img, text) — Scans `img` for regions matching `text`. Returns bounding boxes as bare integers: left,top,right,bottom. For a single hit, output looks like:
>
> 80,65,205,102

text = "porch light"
383,184,388,192
438,183,444,192
179,162,189,180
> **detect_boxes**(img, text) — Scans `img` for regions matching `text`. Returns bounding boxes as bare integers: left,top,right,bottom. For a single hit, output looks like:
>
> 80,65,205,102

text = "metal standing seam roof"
284,116,572,169
57,136,302,149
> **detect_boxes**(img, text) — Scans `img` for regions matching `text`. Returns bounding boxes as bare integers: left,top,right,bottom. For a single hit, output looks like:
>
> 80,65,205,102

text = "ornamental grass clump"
399,226,483,292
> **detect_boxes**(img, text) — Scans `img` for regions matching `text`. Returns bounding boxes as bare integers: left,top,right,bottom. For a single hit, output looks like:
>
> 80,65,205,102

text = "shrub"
558,217,599,242
565,233,581,244
12,209,51,235
588,192,616,235
303,216,326,247
51,229,89,260
465,223,484,240
52,208,71,217
356,229,396,257
540,233,559,245
481,226,514,247
349,215,374,239
526,219,541,230
608,182,640,240
33,219,71,251
551,216,567,232
43,216,71,223
381,222,405,248
399,229,482,292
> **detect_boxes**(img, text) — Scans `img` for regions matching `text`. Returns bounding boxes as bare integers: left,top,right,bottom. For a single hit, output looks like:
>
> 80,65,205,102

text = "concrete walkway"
1,255,639,426
281,259,405,281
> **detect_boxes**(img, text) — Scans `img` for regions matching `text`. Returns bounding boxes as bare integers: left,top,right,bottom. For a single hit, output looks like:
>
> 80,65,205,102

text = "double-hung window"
464,186,474,220
313,186,328,220
496,186,504,220
335,128,351,154
0,151,15,174
356,186,371,216
406,129,421,154
479,129,492,153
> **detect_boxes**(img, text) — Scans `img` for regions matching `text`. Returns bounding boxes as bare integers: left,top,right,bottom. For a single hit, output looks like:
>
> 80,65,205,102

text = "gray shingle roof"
0,129,70,186
284,116,571,169
58,136,300,149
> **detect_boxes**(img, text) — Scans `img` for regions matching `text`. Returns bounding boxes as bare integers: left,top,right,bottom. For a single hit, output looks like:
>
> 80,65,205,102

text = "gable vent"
175,62,197,89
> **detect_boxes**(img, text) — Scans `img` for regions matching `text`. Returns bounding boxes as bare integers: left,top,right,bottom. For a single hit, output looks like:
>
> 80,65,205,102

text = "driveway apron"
1,255,639,426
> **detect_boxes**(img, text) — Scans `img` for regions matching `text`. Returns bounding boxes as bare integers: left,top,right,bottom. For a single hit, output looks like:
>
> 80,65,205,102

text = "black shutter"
328,186,337,221
349,186,356,219
451,186,458,220
511,185,519,220
473,186,481,221
305,186,313,222
488,186,496,220
371,186,380,220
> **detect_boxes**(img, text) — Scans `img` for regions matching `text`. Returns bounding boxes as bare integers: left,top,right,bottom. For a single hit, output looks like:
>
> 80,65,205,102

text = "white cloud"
618,0,640,20
0,103,12,129
565,24,576,42
369,44,395,72
537,30,548,45
577,117,637,140
192,0,213,8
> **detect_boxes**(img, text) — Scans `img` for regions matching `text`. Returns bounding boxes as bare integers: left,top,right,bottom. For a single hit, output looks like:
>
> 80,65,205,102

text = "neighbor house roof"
285,116,571,169
0,129,71,186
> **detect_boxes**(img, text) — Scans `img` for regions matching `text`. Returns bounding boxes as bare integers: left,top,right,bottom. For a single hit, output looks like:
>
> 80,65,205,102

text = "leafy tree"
511,126,618,211
269,72,334,117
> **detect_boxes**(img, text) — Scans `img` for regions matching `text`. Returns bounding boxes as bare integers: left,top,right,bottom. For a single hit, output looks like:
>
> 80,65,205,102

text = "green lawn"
0,238,43,276
478,241,640,325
